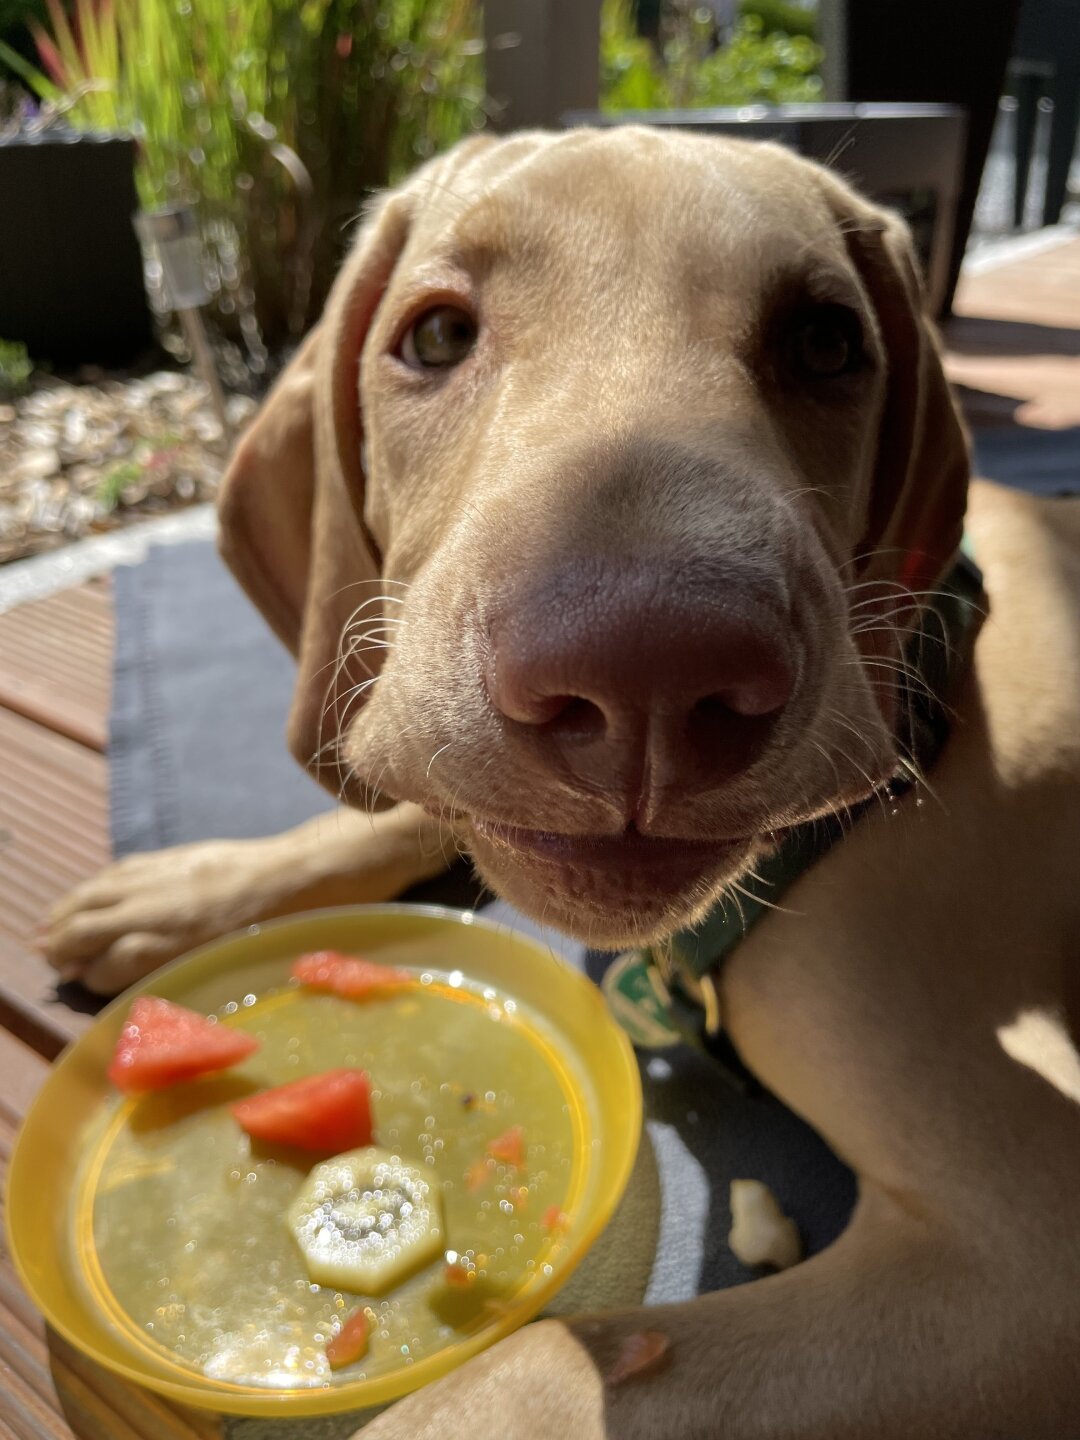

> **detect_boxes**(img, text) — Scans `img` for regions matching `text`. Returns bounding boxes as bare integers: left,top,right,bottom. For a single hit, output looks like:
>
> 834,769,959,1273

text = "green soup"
82,968,579,1390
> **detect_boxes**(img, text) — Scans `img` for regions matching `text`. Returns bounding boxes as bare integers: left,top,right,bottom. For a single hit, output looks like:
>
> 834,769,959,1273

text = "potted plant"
0,2,152,366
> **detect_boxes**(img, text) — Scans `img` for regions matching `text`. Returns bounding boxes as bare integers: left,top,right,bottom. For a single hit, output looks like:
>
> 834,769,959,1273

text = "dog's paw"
40,837,293,995
355,1321,607,1440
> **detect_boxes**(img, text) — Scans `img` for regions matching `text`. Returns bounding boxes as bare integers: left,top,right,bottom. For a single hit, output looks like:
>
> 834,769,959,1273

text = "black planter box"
562,103,966,317
0,131,153,367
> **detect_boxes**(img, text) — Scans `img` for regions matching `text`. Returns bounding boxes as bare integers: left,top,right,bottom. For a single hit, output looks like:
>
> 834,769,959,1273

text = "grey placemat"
110,543,337,854
971,424,1080,496
109,539,856,1434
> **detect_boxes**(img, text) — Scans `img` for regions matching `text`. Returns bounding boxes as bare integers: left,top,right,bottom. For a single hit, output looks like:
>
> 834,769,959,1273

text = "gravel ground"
0,370,256,565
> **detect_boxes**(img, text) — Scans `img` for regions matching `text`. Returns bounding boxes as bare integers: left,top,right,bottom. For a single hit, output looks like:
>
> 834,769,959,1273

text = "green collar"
601,550,986,1071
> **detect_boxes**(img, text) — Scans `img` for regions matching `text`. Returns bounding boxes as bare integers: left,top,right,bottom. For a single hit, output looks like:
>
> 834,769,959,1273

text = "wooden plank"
0,708,108,932
0,1035,89,1440
0,937,93,1059
0,1362,73,1440
0,1029,220,1440
944,238,1080,432
955,238,1080,325
0,707,108,1056
0,1024,52,1122
0,583,112,752
48,1340,219,1440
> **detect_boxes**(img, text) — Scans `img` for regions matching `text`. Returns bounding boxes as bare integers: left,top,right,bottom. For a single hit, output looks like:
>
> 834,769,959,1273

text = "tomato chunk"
542,1204,570,1235
231,1068,373,1152
466,1158,493,1193
107,996,259,1093
486,1125,525,1167
325,1306,371,1369
291,951,413,1000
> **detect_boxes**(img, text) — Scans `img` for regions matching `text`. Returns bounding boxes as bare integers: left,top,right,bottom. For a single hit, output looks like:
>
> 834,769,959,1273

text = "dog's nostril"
693,686,787,723
541,695,606,737
688,695,781,776
698,657,796,720
694,694,733,721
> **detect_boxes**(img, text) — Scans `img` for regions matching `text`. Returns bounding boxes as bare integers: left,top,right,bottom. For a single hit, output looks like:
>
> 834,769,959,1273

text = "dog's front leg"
42,802,451,993
355,1185,1064,1440
354,1318,607,1440
569,1187,1048,1440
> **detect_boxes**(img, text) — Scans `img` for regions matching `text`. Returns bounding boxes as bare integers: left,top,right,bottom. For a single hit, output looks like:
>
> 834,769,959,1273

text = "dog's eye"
790,304,864,379
400,306,477,369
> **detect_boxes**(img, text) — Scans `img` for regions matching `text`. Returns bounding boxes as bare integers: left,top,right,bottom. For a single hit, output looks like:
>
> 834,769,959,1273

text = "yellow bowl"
6,904,641,1417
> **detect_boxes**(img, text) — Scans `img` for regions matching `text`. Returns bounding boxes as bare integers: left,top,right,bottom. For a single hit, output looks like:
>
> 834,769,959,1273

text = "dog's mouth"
465,814,763,910
454,814,764,945
471,818,756,873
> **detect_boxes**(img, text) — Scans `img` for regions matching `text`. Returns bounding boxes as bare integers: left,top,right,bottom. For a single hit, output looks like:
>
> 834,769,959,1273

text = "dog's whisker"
822,706,879,758
364,731,413,814
722,885,747,932
814,736,890,821
425,742,453,778
847,656,939,701
343,630,400,648
338,592,409,617
843,576,913,596
335,676,385,736
731,877,797,916
808,737,847,808
323,578,412,607
897,754,948,813
850,655,938,695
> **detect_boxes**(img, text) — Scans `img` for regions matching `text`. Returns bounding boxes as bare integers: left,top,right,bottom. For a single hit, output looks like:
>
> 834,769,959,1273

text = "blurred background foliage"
0,0,820,356
602,0,821,112
0,0,485,353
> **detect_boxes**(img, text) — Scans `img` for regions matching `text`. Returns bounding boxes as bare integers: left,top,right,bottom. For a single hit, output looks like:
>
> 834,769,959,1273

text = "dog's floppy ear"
829,188,970,593
217,324,322,654
217,185,414,782
219,135,504,787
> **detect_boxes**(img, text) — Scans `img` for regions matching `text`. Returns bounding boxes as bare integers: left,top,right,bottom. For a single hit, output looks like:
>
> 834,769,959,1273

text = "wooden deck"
946,235,1080,429
0,578,222,1439
1,234,1078,1440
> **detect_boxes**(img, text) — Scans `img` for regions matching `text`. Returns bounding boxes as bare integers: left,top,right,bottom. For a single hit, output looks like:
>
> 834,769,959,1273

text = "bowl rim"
6,901,642,1416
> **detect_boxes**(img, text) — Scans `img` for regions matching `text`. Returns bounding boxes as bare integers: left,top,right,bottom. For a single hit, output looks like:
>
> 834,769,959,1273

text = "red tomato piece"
486,1125,525,1167
466,1158,493,1193
325,1307,371,1369
231,1068,373,1152
107,996,259,1093
291,951,413,1000
542,1204,570,1235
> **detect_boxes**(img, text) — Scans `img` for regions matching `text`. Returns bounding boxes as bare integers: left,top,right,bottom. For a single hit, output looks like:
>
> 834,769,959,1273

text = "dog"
44,128,1080,1437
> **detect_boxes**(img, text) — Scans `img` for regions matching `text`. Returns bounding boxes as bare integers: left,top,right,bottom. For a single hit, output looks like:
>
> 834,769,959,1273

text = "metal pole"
484,0,603,132
177,307,231,445
134,205,232,443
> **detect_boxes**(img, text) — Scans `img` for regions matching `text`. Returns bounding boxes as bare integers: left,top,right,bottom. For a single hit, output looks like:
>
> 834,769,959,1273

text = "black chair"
1008,0,1080,227
562,104,966,319
822,0,1022,314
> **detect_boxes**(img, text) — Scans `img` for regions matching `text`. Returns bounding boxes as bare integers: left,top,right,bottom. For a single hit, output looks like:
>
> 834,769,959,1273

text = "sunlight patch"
996,1007,1080,1106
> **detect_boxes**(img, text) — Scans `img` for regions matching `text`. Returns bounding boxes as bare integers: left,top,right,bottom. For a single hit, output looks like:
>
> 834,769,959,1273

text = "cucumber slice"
287,1147,444,1294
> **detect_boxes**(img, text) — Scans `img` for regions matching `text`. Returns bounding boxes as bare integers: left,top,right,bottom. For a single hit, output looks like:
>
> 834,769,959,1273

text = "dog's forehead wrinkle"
415,146,840,325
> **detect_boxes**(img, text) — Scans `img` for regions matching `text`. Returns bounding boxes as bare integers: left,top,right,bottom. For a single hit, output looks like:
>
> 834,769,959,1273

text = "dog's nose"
486,565,796,797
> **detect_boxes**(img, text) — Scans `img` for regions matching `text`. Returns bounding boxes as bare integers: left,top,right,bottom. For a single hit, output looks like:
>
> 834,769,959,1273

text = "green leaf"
0,35,60,98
